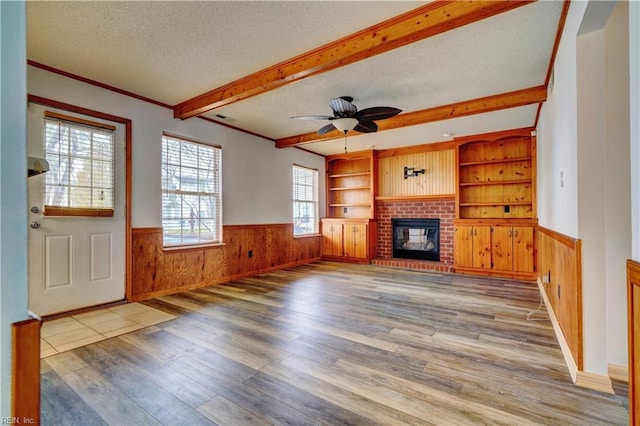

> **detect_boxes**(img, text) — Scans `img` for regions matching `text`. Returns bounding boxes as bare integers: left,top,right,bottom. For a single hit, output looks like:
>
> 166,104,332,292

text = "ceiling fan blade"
353,120,378,133
329,97,357,118
317,123,336,135
290,115,333,121
356,106,402,121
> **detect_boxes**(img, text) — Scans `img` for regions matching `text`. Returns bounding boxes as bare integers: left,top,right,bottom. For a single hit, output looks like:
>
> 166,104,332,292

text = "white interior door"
27,103,126,317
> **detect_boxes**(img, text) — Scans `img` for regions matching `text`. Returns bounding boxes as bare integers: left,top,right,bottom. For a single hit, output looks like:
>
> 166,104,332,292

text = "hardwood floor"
40,262,628,425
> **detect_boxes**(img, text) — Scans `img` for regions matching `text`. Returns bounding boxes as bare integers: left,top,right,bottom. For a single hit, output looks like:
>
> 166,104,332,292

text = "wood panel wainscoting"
12,318,41,423
628,259,640,425
130,224,321,301
536,227,589,384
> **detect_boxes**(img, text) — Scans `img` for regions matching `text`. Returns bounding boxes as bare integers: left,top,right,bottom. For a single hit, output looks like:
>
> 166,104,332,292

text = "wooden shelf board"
459,179,532,187
329,186,371,191
460,201,532,207
328,172,371,178
459,157,531,167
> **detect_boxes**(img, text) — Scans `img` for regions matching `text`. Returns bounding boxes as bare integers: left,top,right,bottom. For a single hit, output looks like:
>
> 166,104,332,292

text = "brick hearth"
374,198,455,272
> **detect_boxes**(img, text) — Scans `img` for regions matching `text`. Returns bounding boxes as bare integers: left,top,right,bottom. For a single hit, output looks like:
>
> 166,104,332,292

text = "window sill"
44,207,114,217
163,242,225,253
294,233,321,239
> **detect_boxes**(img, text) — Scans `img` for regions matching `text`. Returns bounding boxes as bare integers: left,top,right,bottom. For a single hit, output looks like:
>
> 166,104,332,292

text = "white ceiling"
27,1,564,156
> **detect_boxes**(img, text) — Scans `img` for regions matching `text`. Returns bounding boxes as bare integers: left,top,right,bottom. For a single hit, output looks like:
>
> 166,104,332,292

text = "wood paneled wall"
377,142,455,198
130,224,321,301
12,318,40,422
537,226,583,369
628,259,640,425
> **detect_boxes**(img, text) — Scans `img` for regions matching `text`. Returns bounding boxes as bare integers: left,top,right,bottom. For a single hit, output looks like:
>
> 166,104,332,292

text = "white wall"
27,66,326,228
0,1,29,415
576,27,608,375
604,0,631,369
536,0,587,236
537,0,633,376
631,1,640,262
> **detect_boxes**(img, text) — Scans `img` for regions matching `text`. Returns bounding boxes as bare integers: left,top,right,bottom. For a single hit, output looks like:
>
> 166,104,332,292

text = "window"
292,164,318,236
43,112,116,216
161,133,222,246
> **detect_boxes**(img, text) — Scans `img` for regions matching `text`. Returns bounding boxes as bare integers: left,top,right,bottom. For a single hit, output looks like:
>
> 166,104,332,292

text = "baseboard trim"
576,370,614,394
537,278,578,382
608,363,629,382
537,278,615,394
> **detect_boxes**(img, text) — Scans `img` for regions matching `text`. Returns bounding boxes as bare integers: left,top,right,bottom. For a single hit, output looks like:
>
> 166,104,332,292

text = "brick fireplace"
373,198,455,272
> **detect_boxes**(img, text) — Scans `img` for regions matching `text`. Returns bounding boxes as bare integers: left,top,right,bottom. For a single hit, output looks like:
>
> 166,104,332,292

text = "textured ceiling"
27,1,564,156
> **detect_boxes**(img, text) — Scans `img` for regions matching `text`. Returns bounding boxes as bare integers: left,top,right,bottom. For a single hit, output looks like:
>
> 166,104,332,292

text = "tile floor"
40,303,176,358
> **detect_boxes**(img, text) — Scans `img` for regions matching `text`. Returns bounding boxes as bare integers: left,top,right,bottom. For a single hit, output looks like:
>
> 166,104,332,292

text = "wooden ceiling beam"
173,0,533,119
275,85,547,148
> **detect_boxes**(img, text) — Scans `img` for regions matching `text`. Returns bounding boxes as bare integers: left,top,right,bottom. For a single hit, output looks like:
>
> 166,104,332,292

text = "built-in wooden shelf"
459,156,532,167
456,131,535,220
326,151,376,220
329,203,371,207
459,179,532,187
459,201,532,207
323,150,377,264
329,186,371,191
328,171,371,178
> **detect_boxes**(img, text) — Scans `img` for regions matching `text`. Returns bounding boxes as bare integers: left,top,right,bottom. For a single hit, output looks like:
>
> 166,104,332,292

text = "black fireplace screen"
392,218,440,261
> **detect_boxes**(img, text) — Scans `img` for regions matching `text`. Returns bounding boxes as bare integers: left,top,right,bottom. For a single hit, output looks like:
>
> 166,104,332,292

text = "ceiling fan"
291,96,402,135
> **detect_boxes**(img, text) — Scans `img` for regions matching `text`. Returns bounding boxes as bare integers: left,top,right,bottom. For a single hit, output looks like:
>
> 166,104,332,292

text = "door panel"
492,226,513,271
28,104,125,316
454,225,473,267
473,226,492,269
44,234,72,288
513,226,535,272
322,222,343,257
90,232,112,281
344,223,367,259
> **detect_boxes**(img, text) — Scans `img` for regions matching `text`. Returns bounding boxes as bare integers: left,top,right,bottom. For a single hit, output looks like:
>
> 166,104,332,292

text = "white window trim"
292,163,319,236
161,133,222,247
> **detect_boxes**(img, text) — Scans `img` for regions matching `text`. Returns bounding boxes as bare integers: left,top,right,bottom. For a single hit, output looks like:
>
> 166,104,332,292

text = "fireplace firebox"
392,218,440,261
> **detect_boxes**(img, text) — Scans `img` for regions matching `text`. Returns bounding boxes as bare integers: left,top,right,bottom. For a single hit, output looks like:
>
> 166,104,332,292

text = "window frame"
161,132,223,248
42,111,116,217
292,163,319,237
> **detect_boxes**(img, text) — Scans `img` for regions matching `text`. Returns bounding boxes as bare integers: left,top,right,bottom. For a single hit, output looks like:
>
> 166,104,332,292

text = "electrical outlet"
542,270,551,284
248,250,253,258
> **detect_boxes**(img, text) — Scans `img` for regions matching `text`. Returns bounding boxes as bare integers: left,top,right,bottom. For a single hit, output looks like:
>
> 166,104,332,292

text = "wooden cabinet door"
454,225,474,268
344,223,368,259
512,226,534,272
472,226,492,269
492,226,513,271
322,222,343,257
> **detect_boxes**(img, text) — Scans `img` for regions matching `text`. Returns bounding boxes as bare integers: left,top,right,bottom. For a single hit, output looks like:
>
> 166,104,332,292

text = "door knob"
30,221,41,229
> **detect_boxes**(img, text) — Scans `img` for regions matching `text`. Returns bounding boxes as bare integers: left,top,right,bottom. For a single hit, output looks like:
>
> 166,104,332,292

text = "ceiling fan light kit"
332,117,358,132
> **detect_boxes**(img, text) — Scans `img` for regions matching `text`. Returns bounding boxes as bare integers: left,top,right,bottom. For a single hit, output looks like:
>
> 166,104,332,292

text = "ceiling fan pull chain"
344,130,348,154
